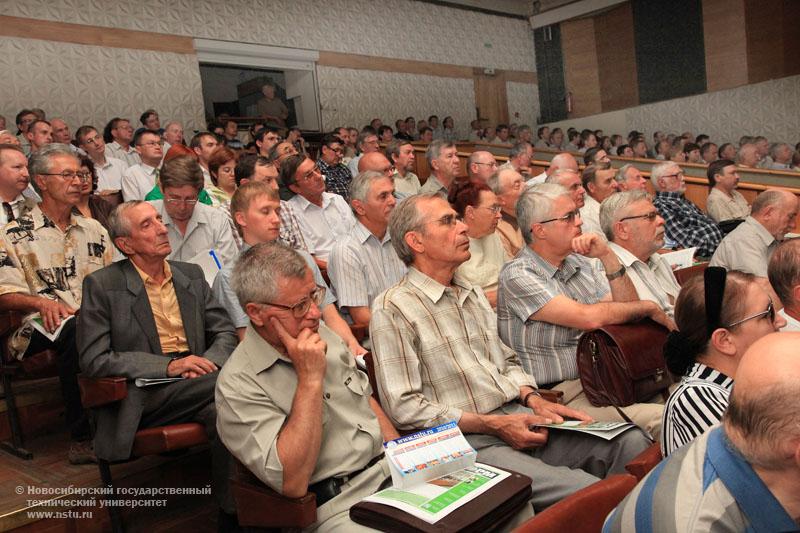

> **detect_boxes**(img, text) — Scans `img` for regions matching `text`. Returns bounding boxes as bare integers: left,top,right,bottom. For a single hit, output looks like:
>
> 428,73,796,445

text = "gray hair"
599,190,651,241
349,170,388,215
426,139,454,168
509,141,532,160
614,164,636,185
517,183,569,244
736,143,757,163
769,142,789,160
768,239,800,307
231,241,309,310
388,192,441,265
650,161,678,190
28,143,79,194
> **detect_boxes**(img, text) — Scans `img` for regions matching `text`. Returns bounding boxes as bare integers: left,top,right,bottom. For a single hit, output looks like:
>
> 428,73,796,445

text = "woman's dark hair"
664,268,754,376
78,154,98,193
447,180,492,218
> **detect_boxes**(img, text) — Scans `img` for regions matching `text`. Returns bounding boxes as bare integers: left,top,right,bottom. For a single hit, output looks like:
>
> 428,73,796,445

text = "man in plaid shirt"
317,133,353,201
651,161,722,258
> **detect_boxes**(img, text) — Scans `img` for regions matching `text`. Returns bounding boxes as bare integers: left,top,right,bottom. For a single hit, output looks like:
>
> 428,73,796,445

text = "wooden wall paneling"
703,0,748,91
561,18,603,118
744,0,785,83
473,69,510,126
594,3,639,111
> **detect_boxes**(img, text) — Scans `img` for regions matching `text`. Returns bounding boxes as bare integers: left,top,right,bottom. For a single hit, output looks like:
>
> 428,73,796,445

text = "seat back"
674,262,709,286
625,441,663,481
514,474,638,533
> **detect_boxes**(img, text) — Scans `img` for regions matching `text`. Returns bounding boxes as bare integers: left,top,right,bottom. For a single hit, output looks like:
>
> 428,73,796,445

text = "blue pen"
209,250,222,270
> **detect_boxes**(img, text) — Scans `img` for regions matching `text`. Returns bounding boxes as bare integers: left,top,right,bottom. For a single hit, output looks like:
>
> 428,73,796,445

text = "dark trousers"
25,318,89,441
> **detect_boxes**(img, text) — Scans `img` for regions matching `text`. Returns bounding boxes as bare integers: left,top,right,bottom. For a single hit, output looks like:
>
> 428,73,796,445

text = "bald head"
467,150,497,182
751,189,799,240
358,151,393,175
547,153,578,175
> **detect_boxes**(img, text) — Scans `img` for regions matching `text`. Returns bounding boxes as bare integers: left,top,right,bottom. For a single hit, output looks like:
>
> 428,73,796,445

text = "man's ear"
351,199,366,217
404,230,424,255
244,302,265,327
288,183,300,195
114,236,132,256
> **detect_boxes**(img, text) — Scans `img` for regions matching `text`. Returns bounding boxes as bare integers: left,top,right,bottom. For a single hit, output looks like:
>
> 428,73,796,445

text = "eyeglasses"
538,209,581,225
423,213,462,228
477,204,502,214
40,171,91,182
619,211,660,223
723,300,775,329
299,165,322,182
164,197,198,205
261,285,326,318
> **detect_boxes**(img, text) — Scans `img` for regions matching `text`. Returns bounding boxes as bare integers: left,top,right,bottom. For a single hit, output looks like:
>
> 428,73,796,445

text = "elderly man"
605,333,800,532
75,126,128,192
768,142,793,170
162,121,184,152
545,167,586,210
0,144,113,461
497,184,674,438
705,159,750,223
49,118,72,146
216,242,398,530
419,140,460,195
148,156,239,267
501,142,534,180
651,161,722,258
530,152,578,186
284,155,355,265
467,150,498,182
103,118,140,168
710,189,798,277
579,165,619,238
737,143,760,168
490,167,526,258
25,120,53,154
328,171,406,326
316,133,352,200
121,129,164,201
386,140,420,197
347,131,380,177
601,191,680,317
78,200,236,515
370,193,649,511
768,239,800,331
613,164,648,192
0,144,37,224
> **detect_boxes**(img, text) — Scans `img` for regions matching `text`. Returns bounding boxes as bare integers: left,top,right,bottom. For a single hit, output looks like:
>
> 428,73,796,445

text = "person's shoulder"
168,260,205,281
84,259,127,285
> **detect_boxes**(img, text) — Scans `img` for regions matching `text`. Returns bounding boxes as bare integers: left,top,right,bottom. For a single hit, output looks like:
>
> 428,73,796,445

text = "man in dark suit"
77,199,237,514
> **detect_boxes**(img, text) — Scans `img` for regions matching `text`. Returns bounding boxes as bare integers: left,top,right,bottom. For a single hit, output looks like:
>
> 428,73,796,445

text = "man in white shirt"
768,239,800,331
121,130,163,201
103,118,140,168
75,126,127,191
282,155,355,266
529,152,578,187
190,132,219,188
601,190,680,317
148,156,238,268
162,121,184,154
579,165,619,239
0,144,37,224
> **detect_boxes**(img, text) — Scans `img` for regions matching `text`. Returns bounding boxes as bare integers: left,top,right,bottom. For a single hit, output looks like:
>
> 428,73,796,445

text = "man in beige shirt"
489,167,526,258
216,242,398,531
705,159,750,223
256,82,289,126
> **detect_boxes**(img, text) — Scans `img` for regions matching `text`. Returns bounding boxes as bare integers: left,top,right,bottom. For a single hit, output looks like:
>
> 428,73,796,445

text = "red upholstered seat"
625,441,663,481
131,423,208,457
674,262,709,286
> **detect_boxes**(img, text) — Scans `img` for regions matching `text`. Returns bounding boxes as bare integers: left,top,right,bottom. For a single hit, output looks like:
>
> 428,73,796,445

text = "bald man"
606,332,800,532
467,150,498,182
529,152,578,187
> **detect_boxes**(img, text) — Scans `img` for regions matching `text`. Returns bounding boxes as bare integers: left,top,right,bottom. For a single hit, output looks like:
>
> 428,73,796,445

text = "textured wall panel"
0,36,205,133
506,82,541,129
317,66,475,136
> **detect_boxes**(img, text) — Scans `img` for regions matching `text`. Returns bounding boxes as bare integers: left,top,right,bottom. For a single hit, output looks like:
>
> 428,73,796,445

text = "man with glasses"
121,129,164,201
346,131,380,177
601,191,680,317
467,150,498,183
317,133,353,201
148,156,238,267
0,144,114,463
497,184,675,439
77,199,237,518
651,161,722,258
283,155,355,265
216,242,398,531
75,125,127,192
103,118,140,168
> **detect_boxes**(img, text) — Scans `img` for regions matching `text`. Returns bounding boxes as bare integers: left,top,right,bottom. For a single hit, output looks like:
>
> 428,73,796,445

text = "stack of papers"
535,420,635,440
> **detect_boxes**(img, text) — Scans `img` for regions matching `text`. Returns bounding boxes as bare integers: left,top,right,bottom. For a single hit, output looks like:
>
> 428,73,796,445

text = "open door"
473,69,509,128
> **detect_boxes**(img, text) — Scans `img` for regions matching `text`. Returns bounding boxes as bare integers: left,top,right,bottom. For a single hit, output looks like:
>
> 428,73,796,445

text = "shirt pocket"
344,369,370,397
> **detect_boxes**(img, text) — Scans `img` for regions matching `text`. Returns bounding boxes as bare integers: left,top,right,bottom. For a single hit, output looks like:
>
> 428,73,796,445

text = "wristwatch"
605,264,626,281
521,389,542,408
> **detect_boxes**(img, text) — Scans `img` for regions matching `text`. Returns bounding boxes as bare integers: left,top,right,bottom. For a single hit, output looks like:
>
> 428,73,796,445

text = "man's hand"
528,395,593,424
348,339,368,356
488,413,553,450
271,317,327,383
647,304,677,331
37,299,76,333
571,233,610,259
167,355,219,378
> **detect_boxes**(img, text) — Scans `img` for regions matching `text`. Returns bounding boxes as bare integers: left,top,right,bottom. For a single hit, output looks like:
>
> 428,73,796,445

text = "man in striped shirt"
605,332,800,532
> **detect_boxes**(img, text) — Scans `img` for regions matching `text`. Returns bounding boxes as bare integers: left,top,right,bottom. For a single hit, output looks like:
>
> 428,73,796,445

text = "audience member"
700,141,718,163
0,130,19,146
502,141,534,180
0,144,37,224
534,126,550,148
705,158,750,223
377,124,393,143
121,129,164,201
347,131,379,177
441,116,457,142
103,117,140,168
317,133,353,200
545,167,586,210
162,121,184,152
489,167,526,258
630,139,648,159
75,125,127,192
190,132,220,188
49,118,73,148
580,165,619,238
137,109,163,137
549,128,565,150
583,146,611,168
718,142,736,160
256,82,289,125
222,119,242,150
613,164,648,191
530,152,578,185
419,126,433,143
386,140,420,197
737,143,759,168
768,238,800,330
254,126,281,158
419,140,459,195
269,140,298,165
25,120,53,154
467,150,498,182
682,142,702,163
75,155,114,230
768,142,793,170
14,110,37,155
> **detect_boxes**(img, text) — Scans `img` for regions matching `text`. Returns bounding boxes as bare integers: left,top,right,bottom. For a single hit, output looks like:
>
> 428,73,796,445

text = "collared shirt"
779,308,800,331
0,195,36,226
579,194,605,239
527,171,547,187
215,323,382,493
105,141,141,168
456,233,506,292
148,200,239,269
131,260,189,353
318,158,353,201
608,242,680,317
705,187,750,223
418,175,447,195
660,362,733,456
370,267,535,429
278,200,309,253
496,214,524,259
392,171,421,197
328,221,406,308
653,191,722,258
201,167,213,190
346,154,362,178
710,216,777,277
604,427,797,533
287,192,355,262
121,163,159,201
94,156,128,191
497,246,609,385
213,244,335,329
0,205,113,358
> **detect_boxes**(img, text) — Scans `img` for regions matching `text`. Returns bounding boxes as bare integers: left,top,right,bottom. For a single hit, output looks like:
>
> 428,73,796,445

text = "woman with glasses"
76,155,114,230
660,267,785,456
448,180,505,307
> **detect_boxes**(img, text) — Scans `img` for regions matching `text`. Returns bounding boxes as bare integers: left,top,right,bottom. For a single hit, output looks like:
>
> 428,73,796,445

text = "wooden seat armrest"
0,310,24,338
232,460,317,528
539,389,564,404
78,376,128,408
625,442,663,480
